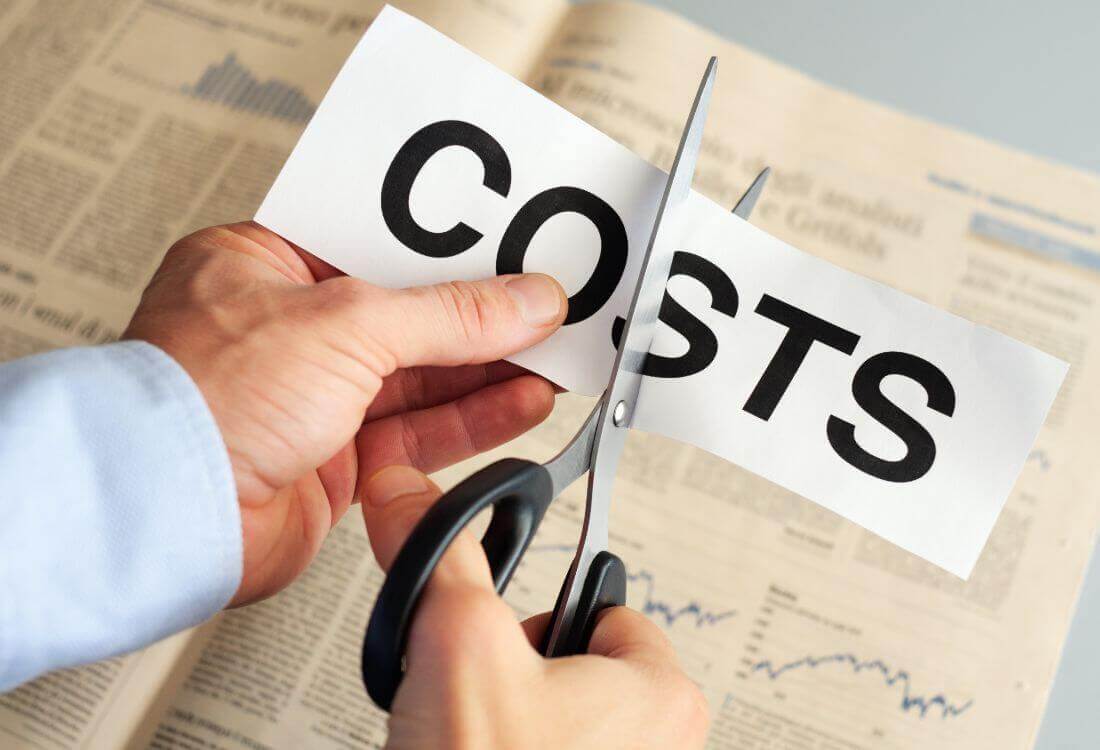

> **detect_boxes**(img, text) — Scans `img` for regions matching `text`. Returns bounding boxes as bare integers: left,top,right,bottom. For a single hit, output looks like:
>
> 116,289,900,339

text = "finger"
579,610,710,749
324,273,567,371
355,374,555,478
361,465,537,676
220,221,345,282
203,222,318,284
199,222,347,284
289,243,346,282
585,606,680,668
364,361,531,421
315,439,358,527
360,465,491,587
520,611,553,649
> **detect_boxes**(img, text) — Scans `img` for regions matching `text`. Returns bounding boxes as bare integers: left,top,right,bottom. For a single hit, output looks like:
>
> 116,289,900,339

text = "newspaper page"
147,5,1100,750
0,0,564,747
1,0,1097,749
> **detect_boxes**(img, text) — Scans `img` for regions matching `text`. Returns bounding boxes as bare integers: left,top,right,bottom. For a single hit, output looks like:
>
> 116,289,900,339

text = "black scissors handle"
361,457,626,711
542,549,626,657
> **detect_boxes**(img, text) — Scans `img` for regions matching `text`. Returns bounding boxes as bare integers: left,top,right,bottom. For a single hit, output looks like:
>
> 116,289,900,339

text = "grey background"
641,0,1100,175
626,1,1099,747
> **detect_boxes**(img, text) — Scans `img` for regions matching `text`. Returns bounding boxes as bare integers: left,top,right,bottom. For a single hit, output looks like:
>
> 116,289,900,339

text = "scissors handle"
542,549,627,657
362,457,553,711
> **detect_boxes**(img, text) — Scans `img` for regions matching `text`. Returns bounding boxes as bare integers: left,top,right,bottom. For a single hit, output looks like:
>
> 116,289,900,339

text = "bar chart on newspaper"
101,1,333,128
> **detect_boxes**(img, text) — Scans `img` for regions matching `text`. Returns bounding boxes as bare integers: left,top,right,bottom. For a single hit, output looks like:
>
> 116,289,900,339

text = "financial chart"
96,0,330,127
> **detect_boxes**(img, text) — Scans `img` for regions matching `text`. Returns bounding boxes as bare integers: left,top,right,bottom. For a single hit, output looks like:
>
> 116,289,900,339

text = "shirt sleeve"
0,341,242,691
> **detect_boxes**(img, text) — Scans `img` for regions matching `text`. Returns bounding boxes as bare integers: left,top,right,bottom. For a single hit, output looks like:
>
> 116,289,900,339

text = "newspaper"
0,1,1097,748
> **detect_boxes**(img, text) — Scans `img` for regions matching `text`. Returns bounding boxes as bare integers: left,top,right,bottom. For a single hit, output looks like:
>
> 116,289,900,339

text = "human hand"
361,464,710,749
124,222,567,605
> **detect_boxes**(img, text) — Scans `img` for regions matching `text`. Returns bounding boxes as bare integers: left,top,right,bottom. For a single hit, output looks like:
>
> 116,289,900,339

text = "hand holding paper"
256,7,1067,577
126,221,568,605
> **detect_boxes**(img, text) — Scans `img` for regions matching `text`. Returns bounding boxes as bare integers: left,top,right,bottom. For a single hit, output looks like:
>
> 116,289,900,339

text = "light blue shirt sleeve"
0,341,242,691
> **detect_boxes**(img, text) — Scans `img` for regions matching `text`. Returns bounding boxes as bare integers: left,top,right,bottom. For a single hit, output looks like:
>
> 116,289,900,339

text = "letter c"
381,120,512,258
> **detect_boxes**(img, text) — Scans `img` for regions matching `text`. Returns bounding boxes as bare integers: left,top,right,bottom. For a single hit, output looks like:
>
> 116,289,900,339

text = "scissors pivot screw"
612,400,628,427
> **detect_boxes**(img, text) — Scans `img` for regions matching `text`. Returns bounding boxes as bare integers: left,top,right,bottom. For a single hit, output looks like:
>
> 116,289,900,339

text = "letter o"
497,186,627,325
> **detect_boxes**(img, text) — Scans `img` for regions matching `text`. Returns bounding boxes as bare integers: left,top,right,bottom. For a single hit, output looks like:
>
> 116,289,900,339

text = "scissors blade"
542,405,600,497
605,55,715,429
732,167,770,219
544,58,717,652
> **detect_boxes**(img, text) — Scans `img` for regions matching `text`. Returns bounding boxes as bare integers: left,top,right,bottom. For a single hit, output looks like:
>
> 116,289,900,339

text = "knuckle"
396,366,426,412
435,280,498,343
161,236,217,281
155,228,257,306
165,225,250,268
169,225,226,253
139,256,225,326
670,674,710,738
396,413,425,467
324,276,378,311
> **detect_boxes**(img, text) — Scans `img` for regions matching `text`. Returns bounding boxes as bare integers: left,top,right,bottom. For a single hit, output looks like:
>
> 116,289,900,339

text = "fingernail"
366,465,430,507
506,274,564,327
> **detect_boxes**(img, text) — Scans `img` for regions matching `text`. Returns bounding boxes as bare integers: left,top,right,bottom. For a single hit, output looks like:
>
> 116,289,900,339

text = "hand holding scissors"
362,58,770,711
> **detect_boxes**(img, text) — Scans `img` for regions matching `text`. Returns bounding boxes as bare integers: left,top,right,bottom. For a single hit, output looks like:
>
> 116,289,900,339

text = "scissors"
361,57,770,711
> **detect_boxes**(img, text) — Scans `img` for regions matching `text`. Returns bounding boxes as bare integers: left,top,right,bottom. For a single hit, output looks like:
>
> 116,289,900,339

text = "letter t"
743,295,860,420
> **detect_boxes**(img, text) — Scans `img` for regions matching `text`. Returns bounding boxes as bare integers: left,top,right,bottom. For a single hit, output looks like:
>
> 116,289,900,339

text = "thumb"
332,273,567,371
361,465,535,670
361,464,493,589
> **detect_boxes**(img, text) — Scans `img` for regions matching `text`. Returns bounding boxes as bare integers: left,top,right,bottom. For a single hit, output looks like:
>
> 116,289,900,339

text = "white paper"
255,6,1067,578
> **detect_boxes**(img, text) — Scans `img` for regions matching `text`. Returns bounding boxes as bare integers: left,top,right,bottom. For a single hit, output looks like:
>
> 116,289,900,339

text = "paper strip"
256,6,1067,577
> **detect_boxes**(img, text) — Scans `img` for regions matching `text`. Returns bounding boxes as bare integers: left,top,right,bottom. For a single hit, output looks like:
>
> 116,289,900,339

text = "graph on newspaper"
101,0,330,127
182,54,317,124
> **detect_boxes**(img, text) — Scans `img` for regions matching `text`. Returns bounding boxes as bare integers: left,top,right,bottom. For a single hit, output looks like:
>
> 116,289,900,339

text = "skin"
363,466,710,749
125,222,709,748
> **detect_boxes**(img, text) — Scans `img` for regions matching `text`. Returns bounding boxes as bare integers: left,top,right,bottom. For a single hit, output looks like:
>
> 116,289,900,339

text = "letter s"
381,120,511,258
827,351,956,483
611,251,738,377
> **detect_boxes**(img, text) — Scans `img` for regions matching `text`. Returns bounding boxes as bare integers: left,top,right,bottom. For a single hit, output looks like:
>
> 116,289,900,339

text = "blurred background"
640,0,1100,174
